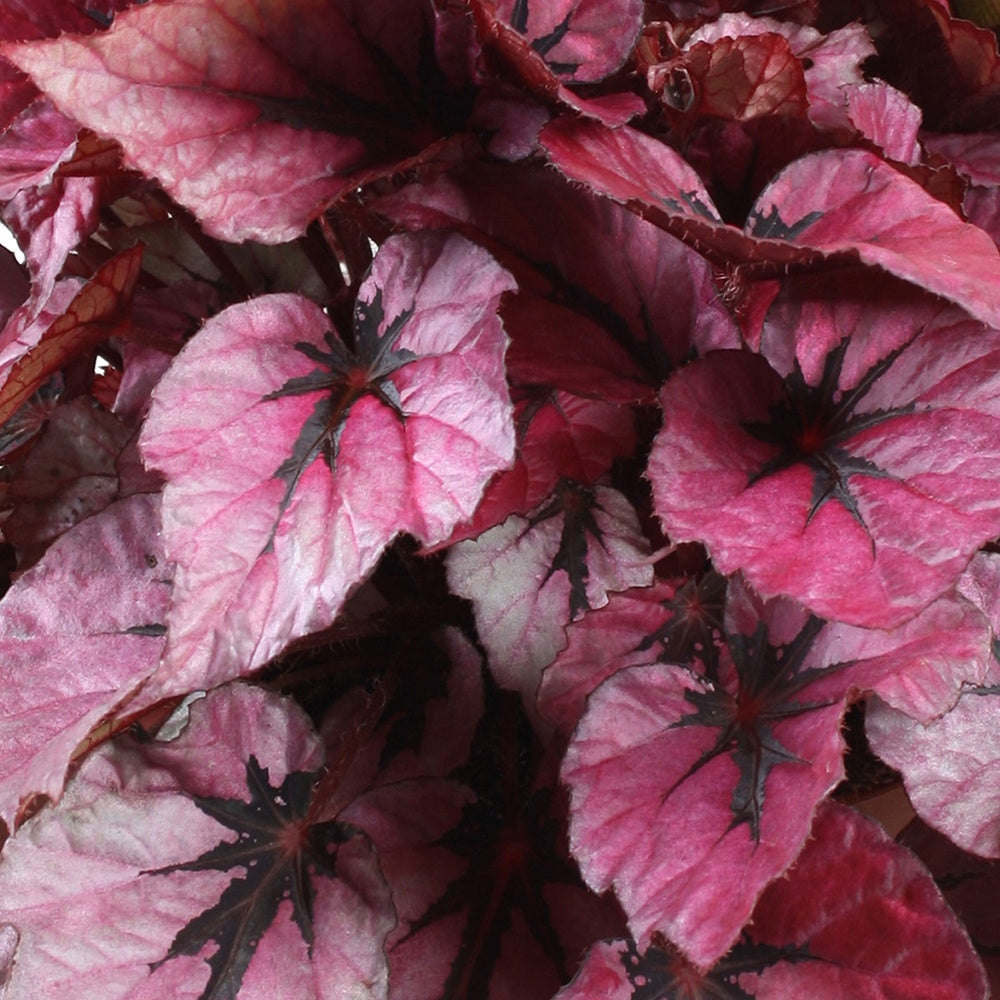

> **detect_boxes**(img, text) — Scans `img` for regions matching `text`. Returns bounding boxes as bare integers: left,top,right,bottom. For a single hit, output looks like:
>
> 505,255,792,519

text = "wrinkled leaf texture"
140,231,515,702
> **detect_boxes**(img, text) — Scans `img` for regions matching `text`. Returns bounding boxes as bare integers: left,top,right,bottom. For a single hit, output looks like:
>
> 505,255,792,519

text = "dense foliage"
0,0,996,997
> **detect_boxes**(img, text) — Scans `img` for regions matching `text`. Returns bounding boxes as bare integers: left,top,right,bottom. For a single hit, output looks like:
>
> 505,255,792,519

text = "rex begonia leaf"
0,493,168,829
867,676,1000,859
139,231,515,700
488,0,642,82
846,82,923,166
467,0,644,126
537,574,726,735
0,683,395,999
2,396,131,563
3,0,446,243
0,245,141,428
866,552,1000,858
900,817,1000,994
373,160,740,372
540,118,1000,329
3,174,102,314
649,273,1000,628
560,577,988,968
557,801,988,999
0,94,79,200
649,32,809,124
446,482,653,705
684,15,875,131
440,389,638,548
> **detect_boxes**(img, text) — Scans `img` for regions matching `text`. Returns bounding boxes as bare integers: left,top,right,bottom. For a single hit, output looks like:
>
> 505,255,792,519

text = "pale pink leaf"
139,231,515,701
447,483,653,706
847,81,923,165
0,683,394,999
0,493,168,828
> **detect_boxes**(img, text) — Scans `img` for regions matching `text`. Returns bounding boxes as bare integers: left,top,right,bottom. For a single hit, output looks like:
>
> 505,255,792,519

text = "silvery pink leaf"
447,482,653,706
561,576,989,967
0,494,168,828
0,683,394,999
139,232,515,701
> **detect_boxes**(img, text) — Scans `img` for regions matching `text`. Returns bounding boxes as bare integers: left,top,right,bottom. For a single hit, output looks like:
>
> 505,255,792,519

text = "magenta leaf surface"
3,0,448,242
0,493,168,828
649,274,1000,627
558,803,988,999
139,231,515,699
541,118,1000,328
560,573,987,968
489,0,643,82
0,683,394,999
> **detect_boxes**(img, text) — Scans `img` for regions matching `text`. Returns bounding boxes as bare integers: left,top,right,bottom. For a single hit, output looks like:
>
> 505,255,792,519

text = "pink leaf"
447,482,653,706
847,81,923,165
541,118,1000,328
0,493,168,828
748,148,1000,330
649,274,1000,627
747,802,988,999
0,245,141,429
440,390,638,548
866,554,1000,858
139,232,515,700
649,32,809,123
561,575,988,967
2,397,131,564
374,160,740,368
0,683,395,999
488,0,643,82
3,0,443,243
558,803,988,999
538,574,726,735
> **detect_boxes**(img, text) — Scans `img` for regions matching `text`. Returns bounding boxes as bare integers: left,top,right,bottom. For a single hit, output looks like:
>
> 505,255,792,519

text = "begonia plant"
0,1,995,997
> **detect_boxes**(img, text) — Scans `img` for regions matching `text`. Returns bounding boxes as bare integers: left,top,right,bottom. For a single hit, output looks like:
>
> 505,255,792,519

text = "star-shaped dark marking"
260,288,415,550
743,332,916,545
665,617,848,840
145,756,356,1000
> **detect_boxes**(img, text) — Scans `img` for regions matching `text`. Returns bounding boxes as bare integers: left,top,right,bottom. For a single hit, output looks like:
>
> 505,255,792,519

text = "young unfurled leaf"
139,232,515,701
0,684,395,999
649,273,1000,628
